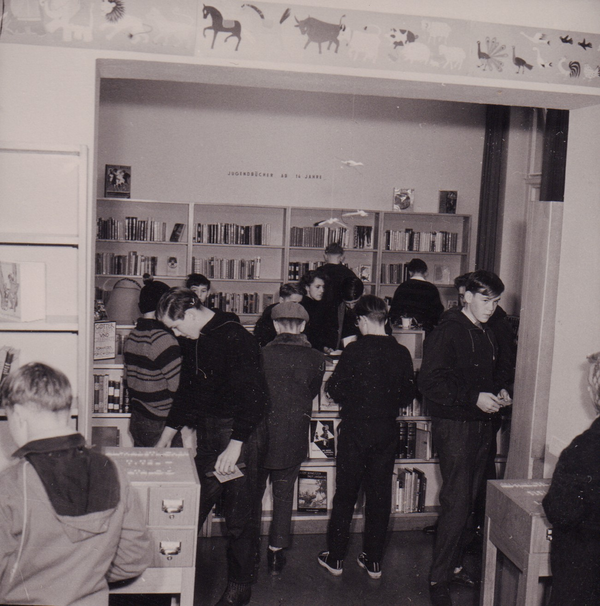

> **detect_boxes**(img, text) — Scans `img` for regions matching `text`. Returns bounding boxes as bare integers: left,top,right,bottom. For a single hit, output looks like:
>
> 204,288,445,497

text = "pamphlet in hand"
206,464,246,483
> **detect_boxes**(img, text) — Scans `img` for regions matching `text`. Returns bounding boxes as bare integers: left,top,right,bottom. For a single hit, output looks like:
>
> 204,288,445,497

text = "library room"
0,1,599,606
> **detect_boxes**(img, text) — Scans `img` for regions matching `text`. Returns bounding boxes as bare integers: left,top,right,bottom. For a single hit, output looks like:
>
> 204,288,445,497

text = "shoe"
429,582,452,606
451,568,479,588
267,548,286,575
214,581,252,606
317,550,343,576
357,552,382,579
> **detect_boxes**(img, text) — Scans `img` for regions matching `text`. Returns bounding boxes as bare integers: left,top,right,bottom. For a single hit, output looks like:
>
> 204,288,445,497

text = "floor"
110,530,483,606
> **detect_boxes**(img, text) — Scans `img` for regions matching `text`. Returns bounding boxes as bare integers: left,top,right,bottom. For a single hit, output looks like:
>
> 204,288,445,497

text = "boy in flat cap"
256,301,325,575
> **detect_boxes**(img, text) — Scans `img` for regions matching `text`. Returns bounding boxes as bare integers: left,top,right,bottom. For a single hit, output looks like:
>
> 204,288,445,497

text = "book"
309,419,336,458
439,190,457,214
166,256,179,276
397,420,408,459
406,421,417,459
169,223,186,242
415,421,433,460
93,321,117,360
318,374,340,412
0,346,19,385
297,469,328,513
0,261,46,322
413,468,427,512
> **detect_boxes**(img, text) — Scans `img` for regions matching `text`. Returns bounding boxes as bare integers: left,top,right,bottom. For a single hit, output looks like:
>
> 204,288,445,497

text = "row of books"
195,223,271,246
206,291,268,315
397,420,434,460
384,229,460,253
191,256,262,280
398,397,429,417
394,467,427,513
287,261,372,283
93,373,130,414
95,252,158,276
380,263,410,284
289,226,348,249
97,217,187,243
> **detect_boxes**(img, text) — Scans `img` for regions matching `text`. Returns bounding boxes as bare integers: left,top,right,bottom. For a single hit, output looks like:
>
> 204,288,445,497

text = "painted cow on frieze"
295,15,346,53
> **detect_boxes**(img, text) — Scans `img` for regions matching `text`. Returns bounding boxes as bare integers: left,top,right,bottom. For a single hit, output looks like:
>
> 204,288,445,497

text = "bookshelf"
92,201,474,527
0,143,90,467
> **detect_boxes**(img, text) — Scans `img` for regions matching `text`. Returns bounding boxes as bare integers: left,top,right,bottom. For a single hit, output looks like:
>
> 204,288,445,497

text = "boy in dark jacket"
317,295,415,579
0,363,151,606
258,301,325,574
418,270,512,606
253,282,304,347
155,288,269,606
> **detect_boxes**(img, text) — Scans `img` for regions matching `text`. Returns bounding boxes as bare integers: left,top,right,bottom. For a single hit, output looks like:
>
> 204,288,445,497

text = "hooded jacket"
167,311,269,443
418,308,505,422
0,434,151,606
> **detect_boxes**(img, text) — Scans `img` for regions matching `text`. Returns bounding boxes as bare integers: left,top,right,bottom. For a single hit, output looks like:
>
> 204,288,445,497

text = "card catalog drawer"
148,485,198,527
151,528,195,568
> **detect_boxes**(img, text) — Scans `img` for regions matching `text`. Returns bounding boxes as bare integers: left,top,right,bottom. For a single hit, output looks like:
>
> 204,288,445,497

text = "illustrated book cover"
0,261,46,322
297,469,328,513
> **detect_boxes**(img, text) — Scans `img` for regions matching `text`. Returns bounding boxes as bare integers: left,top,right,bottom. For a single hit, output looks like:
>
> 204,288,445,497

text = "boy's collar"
14,433,84,458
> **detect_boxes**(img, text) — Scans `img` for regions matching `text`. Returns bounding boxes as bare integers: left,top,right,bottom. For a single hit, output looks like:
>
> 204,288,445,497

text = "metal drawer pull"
159,541,182,557
162,499,184,514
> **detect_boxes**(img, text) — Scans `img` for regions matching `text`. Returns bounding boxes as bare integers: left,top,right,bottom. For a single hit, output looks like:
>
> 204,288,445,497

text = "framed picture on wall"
104,165,131,198
438,190,458,214
393,188,414,212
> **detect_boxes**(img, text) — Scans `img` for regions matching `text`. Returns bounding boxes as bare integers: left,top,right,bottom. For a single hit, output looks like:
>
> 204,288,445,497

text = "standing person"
155,288,268,606
317,295,415,579
418,270,512,606
320,242,358,309
335,276,364,350
300,269,338,353
253,282,304,347
123,275,183,447
389,258,444,333
257,301,325,575
186,273,211,304
0,363,152,606
541,352,600,606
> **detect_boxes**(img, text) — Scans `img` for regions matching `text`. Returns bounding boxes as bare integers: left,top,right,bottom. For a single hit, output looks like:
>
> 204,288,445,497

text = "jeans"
328,418,397,562
429,417,495,583
129,404,183,447
195,416,266,585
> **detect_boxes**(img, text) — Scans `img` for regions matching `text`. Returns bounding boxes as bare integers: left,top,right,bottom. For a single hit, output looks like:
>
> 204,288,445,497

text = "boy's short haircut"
139,275,170,314
340,276,364,302
0,362,72,413
279,282,304,299
156,287,201,322
453,272,472,291
406,258,428,275
325,242,344,255
354,294,388,324
272,318,305,333
466,270,505,297
186,273,211,290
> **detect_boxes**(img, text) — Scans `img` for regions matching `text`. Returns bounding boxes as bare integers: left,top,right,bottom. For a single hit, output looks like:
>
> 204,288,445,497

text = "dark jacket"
320,263,358,307
327,335,415,420
389,278,444,333
543,416,600,534
418,308,506,422
253,303,277,347
167,311,269,442
261,333,325,469
301,295,338,352
486,305,517,394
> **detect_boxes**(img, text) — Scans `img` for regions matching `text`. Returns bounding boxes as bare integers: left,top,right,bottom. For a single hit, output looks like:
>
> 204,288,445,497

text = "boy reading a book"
257,301,325,575
318,295,415,579
0,362,151,606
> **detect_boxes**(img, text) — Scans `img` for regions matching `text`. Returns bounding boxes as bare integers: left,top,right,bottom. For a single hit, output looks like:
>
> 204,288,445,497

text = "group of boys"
0,263,512,606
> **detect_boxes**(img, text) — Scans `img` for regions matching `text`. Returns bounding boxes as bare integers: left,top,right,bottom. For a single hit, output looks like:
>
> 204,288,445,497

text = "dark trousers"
548,528,600,606
129,404,183,447
328,418,397,562
430,418,494,584
195,416,266,585
257,463,302,549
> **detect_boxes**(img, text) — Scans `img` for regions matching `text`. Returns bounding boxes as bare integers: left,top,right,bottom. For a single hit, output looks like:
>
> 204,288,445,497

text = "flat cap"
271,301,309,322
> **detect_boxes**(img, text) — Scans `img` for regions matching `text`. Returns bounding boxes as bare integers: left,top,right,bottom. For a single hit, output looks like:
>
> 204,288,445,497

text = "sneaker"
357,552,382,579
267,548,286,575
317,551,343,576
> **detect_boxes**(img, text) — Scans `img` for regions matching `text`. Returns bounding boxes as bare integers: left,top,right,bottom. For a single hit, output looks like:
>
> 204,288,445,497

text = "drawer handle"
162,499,184,514
159,541,182,557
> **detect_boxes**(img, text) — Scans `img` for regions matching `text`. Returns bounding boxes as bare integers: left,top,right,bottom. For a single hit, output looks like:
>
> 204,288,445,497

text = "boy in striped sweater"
124,276,182,447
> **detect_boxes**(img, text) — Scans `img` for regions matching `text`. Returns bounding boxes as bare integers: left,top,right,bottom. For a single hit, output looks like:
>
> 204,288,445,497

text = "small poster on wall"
94,321,117,360
104,165,131,198
393,188,414,212
438,190,458,214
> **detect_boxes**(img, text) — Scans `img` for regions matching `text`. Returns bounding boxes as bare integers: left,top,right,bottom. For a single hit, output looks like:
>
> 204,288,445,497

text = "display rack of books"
378,212,471,309
192,204,286,322
0,143,90,465
288,208,380,290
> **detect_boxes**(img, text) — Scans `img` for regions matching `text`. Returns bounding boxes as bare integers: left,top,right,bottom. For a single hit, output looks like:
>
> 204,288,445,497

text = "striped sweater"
124,318,182,417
